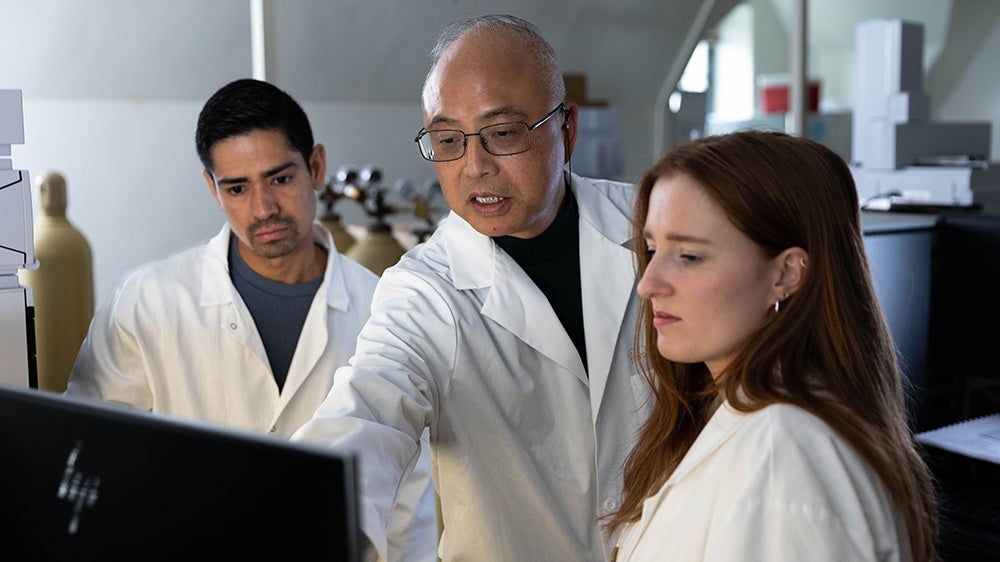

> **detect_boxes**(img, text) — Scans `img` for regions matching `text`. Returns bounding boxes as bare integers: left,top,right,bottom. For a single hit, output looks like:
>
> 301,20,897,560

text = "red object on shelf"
760,82,820,114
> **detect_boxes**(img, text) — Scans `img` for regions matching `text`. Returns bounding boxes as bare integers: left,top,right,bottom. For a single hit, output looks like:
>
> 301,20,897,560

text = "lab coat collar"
201,224,238,307
572,172,633,246
440,212,494,291
440,174,637,393
629,402,749,543
316,225,354,313
438,210,587,378
442,173,634,287
667,402,749,486
574,174,637,415
486,244,587,378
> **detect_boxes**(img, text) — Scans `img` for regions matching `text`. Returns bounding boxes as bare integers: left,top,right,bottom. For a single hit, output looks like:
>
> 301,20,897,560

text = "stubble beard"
247,216,300,259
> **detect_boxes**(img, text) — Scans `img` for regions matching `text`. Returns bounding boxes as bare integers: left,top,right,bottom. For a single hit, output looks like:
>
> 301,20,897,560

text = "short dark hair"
195,78,314,172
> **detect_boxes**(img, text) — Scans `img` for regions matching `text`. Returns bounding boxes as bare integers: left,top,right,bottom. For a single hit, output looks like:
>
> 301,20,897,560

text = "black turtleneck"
493,187,587,373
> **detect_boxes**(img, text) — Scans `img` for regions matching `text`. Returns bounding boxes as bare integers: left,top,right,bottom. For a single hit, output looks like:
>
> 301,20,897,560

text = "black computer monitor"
0,384,359,561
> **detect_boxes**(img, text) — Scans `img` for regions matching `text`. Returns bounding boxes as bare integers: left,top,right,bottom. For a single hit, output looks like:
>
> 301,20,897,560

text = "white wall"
2,0,251,99
937,13,1000,162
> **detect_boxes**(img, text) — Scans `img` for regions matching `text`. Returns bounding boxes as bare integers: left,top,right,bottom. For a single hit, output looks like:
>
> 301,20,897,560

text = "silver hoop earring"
774,293,789,313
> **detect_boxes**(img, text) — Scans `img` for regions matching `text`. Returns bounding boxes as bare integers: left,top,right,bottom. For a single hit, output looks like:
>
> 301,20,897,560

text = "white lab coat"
294,174,649,561
614,402,911,562
67,223,438,562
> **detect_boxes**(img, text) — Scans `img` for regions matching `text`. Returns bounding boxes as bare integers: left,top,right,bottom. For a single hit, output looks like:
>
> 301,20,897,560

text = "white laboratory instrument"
850,19,998,208
0,89,37,387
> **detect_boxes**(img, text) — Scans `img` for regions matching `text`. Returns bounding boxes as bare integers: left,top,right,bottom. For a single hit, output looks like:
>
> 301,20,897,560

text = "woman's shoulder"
743,401,832,432
727,403,856,462
710,403,907,559
722,401,837,439
721,402,894,514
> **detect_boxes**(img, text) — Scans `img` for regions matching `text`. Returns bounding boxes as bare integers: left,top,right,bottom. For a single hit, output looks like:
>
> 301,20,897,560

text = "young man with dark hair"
68,78,438,561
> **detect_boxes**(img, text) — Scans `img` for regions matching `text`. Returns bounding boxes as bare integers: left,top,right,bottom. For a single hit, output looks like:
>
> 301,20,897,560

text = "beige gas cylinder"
18,171,94,392
345,224,406,277
317,214,357,253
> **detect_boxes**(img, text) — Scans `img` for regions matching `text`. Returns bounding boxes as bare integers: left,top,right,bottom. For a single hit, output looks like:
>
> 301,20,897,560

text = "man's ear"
204,169,223,208
309,144,327,192
773,246,809,299
562,102,578,164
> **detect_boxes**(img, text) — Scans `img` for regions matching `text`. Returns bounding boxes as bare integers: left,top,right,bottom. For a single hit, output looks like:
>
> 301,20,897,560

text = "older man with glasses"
295,14,645,561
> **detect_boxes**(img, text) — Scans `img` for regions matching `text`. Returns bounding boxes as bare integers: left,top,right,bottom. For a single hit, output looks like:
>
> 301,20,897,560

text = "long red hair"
606,131,938,561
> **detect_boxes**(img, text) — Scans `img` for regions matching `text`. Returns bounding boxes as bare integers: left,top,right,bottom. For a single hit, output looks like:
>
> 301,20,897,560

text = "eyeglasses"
414,103,566,162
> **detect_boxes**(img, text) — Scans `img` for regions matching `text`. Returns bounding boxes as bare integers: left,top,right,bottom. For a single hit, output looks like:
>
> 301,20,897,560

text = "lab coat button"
604,498,617,511
229,323,237,330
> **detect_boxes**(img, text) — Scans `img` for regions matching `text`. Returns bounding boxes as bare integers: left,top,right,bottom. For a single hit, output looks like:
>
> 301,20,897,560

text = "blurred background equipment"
0,89,37,389
850,19,998,210
18,171,94,393
563,73,626,180
319,164,447,271
343,164,408,276
316,165,361,253
394,177,445,244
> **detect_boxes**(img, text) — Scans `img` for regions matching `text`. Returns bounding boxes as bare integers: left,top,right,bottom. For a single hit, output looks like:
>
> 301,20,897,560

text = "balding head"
421,14,565,111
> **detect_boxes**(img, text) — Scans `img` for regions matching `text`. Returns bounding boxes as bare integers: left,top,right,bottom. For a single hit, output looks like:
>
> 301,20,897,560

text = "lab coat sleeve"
385,434,437,561
294,266,457,560
65,273,154,409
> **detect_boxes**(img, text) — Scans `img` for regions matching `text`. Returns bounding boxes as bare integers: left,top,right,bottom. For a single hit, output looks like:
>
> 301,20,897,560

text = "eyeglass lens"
420,122,530,161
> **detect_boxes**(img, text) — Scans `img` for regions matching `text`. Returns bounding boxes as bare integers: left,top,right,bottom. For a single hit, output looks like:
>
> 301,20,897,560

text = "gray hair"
422,14,566,108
